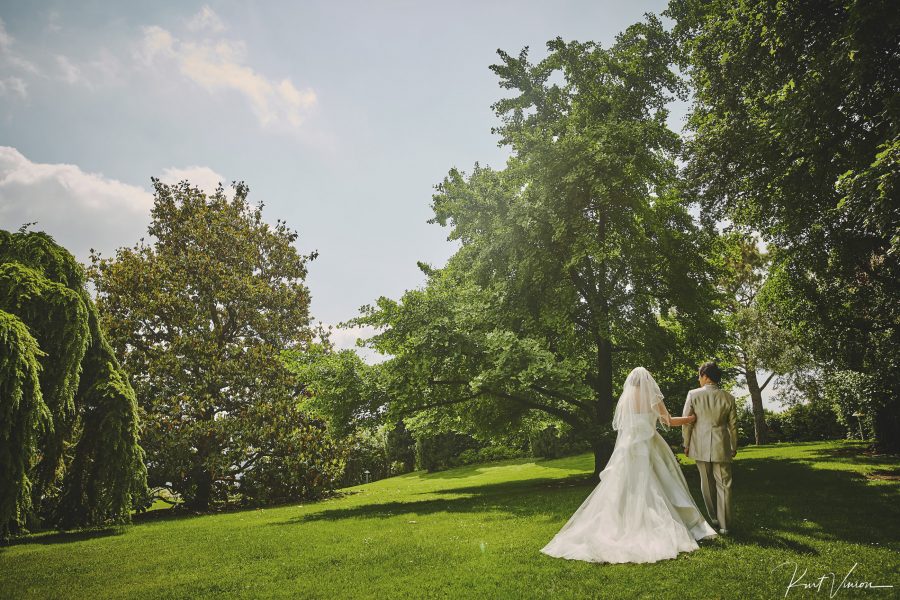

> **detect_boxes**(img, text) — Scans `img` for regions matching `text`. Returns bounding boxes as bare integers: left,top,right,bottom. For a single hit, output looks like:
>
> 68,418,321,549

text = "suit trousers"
695,460,733,530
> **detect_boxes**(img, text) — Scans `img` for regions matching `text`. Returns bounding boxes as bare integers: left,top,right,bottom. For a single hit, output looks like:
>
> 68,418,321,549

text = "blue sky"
0,1,783,408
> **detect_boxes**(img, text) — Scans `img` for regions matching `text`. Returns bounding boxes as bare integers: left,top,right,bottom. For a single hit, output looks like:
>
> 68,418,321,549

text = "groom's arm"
728,396,738,457
682,394,694,455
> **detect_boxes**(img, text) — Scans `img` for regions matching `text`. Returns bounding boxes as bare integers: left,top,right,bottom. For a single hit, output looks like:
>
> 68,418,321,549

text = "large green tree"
0,229,147,536
346,19,722,477
669,0,900,451
90,179,343,510
714,232,803,444
282,342,388,440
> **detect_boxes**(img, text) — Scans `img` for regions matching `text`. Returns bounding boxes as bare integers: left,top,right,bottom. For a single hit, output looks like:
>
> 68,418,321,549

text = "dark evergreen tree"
0,229,147,536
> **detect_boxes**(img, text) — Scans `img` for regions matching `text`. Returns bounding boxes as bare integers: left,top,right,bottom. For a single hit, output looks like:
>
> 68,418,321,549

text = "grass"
1,441,898,599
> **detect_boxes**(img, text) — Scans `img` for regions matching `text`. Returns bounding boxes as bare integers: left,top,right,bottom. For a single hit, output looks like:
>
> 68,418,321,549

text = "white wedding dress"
540,367,717,564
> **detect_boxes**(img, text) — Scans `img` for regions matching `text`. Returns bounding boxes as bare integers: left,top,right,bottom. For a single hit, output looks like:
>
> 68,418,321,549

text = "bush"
776,399,845,442
389,460,409,476
455,446,528,466
823,370,886,443
385,420,416,474
529,425,591,459
237,411,347,506
734,393,845,445
414,432,481,472
338,427,388,487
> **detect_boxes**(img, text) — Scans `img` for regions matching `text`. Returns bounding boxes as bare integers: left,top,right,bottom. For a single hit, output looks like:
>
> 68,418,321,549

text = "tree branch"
400,390,483,414
426,378,585,429
760,370,776,391
528,383,591,411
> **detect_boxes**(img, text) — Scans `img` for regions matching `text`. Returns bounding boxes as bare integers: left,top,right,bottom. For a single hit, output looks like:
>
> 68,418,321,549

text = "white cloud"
136,20,316,132
46,10,62,33
0,147,227,265
0,17,40,76
135,25,175,65
187,5,226,33
0,76,27,97
0,147,153,263
56,55,82,84
160,166,226,196
51,50,124,88
0,18,10,49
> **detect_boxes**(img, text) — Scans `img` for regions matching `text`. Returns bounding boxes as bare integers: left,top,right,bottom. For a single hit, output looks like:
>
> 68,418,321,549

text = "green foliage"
773,400,845,443
0,230,146,536
734,394,845,445
414,431,481,472
235,405,346,506
337,426,391,486
455,445,528,467
528,424,591,459
822,370,887,442
384,420,416,473
0,260,89,498
0,309,49,535
56,329,149,529
711,231,807,444
89,179,337,510
669,0,900,451
734,399,760,446
347,19,721,477
282,343,387,439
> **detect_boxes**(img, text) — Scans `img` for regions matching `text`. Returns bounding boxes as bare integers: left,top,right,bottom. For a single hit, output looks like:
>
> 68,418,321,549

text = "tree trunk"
591,203,615,477
590,437,614,480
595,207,612,416
746,369,768,445
591,442,604,479
874,400,900,453
190,466,213,511
189,427,215,511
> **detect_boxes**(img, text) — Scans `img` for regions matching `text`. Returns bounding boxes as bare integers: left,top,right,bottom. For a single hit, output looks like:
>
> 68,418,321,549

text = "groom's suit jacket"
682,384,738,463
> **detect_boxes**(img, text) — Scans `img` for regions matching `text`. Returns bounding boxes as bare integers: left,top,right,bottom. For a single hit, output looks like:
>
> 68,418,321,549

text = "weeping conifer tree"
0,228,147,536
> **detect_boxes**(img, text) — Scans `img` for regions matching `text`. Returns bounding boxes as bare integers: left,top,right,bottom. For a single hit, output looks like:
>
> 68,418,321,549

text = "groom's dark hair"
699,361,722,384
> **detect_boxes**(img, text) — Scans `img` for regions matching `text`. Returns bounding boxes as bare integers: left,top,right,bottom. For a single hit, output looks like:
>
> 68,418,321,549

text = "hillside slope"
1,441,897,599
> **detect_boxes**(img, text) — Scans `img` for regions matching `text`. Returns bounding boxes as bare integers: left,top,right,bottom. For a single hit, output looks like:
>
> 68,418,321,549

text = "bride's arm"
666,414,697,426
653,402,697,426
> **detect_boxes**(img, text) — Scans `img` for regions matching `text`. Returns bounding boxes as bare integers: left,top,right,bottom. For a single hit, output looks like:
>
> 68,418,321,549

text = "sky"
0,1,783,409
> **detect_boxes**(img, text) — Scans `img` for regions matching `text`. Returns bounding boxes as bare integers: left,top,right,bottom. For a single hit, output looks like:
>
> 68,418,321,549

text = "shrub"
529,425,591,459
385,420,416,474
455,446,528,466
338,427,388,487
414,432,480,472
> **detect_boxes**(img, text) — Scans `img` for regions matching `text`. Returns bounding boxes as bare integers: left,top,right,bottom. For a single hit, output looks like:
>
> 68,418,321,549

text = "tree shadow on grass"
1,526,124,549
730,529,820,555
2,488,366,548
726,455,899,551
271,475,599,526
273,453,899,553
411,455,592,480
806,444,900,467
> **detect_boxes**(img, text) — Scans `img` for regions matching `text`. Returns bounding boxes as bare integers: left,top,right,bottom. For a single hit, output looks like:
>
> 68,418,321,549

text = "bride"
540,366,717,564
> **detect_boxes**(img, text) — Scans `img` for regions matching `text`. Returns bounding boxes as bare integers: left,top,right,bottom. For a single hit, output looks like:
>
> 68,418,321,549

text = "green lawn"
1,441,898,599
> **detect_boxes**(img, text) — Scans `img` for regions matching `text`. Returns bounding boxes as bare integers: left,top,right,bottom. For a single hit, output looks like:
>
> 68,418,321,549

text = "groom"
681,361,738,535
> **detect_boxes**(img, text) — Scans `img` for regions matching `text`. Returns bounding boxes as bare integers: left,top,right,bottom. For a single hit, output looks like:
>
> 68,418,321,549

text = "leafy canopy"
346,19,722,475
